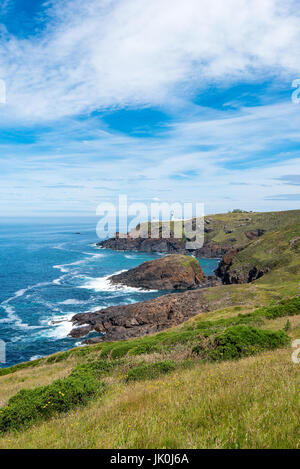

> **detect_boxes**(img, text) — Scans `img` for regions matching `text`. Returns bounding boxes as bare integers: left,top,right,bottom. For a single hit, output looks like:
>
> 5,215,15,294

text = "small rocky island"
109,254,207,290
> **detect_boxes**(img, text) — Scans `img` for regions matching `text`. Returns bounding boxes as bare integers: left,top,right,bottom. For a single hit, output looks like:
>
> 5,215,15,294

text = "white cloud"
0,0,300,121
1,96,300,215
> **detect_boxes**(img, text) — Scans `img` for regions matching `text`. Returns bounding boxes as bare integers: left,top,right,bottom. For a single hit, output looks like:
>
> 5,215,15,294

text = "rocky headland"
98,236,229,258
109,254,208,290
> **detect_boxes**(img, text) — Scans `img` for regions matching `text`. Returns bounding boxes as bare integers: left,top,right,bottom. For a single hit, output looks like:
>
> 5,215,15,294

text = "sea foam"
79,270,158,293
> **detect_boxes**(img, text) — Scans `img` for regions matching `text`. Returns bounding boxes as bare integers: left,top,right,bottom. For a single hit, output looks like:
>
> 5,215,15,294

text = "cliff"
215,222,300,284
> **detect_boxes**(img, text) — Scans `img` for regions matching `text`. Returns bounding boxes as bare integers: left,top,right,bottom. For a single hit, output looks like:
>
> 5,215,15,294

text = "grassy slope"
0,299,299,448
2,346,298,449
225,221,300,282
0,327,299,448
131,209,300,250
202,209,300,248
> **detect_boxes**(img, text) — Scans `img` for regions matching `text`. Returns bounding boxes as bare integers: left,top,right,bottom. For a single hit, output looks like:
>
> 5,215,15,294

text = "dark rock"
69,325,93,338
70,289,211,343
215,249,240,284
215,248,269,284
98,237,187,254
193,243,230,258
109,254,207,290
290,237,300,252
97,237,229,259
207,274,222,287
245,229,265,240
247,266,268,282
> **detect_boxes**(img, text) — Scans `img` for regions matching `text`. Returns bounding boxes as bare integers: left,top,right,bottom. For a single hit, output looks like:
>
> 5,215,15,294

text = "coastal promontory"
109,254,207,290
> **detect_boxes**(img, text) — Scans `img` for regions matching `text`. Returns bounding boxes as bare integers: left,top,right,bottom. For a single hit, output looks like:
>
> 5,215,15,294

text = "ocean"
0,218,219,368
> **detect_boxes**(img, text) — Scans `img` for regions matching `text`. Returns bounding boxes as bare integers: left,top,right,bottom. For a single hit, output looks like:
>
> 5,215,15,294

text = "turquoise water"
0,218,219,368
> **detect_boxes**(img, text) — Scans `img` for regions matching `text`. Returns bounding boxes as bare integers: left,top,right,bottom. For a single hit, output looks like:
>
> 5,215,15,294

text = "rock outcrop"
215,249,239,284
98,237,228,258
245,229,265,240
109,254,207,290
215,247,269,284
98,237,187,254
70,289,211,342
193,243,230,258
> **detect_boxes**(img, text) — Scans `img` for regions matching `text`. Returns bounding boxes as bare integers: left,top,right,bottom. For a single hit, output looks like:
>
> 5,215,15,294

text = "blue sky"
0,0,300,216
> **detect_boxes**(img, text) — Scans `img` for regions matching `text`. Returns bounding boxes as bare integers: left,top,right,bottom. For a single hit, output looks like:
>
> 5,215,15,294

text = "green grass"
0,297,299,436
126,361,177,382
0,358,44,377
181,256,200,270
1,343,299,449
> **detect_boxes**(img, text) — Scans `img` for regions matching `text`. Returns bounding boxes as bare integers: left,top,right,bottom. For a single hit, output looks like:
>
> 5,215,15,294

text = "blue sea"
0,218,219,368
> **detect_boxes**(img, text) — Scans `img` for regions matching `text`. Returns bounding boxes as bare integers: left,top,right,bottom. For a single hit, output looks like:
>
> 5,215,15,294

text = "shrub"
193,326,289,361
110,343,137,359
126,360,177,382
0,363,108,433
128,343,160,356
75,358,117,375
261,297,300,319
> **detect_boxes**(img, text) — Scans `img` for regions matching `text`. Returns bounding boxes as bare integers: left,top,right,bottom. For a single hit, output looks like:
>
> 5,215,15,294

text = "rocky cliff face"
98,237,187,254
70,289,211,342
98,237,228,258
99,236,269,285
215,249,240,284
215,247,269,284
109,254,207,290
193,243,230,258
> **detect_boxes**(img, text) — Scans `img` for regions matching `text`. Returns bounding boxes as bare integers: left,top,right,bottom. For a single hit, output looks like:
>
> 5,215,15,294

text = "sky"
0,0,300,217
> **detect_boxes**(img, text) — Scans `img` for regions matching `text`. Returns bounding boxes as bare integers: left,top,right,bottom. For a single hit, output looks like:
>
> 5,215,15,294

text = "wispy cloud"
0,0,300,121
275,174,300,185
265,193,300,200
